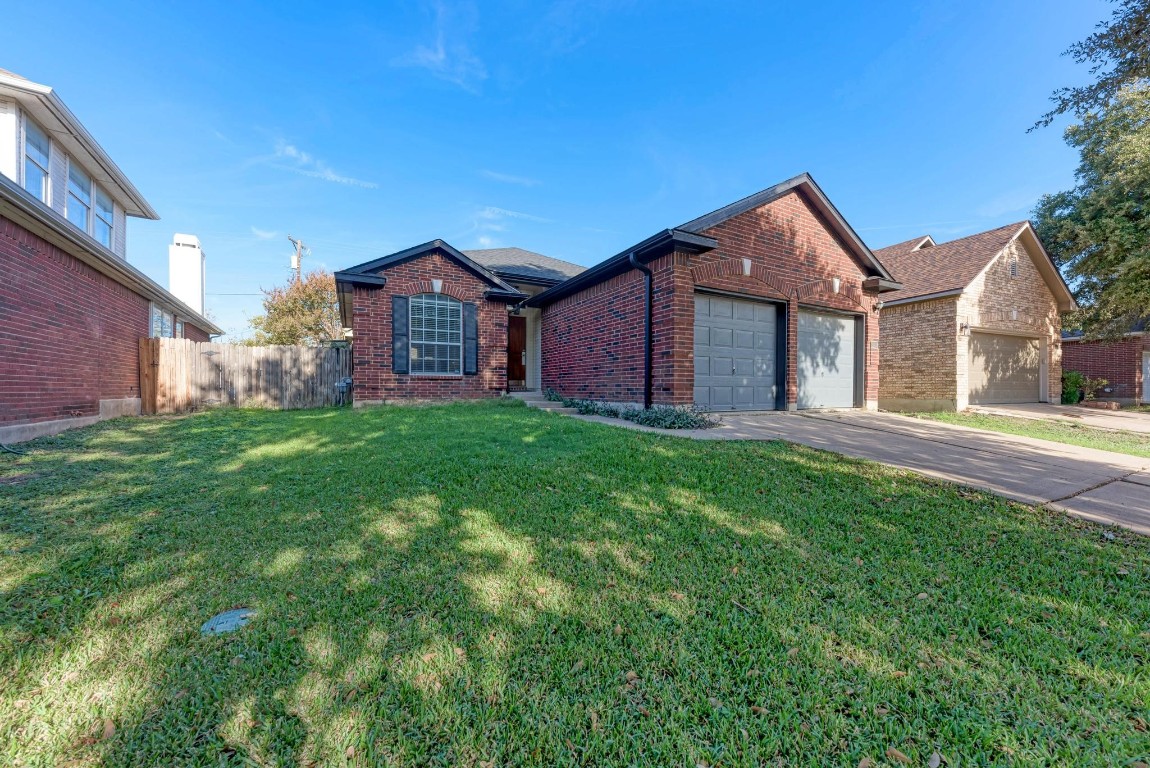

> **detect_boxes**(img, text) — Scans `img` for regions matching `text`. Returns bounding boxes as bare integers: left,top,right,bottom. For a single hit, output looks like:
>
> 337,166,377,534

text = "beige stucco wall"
879,297,959,411
957,237,1062,408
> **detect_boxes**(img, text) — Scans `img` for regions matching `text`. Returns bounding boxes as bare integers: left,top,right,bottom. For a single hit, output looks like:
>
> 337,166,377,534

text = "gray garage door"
694,294,778,410
969,332,1040,404
797,309,857,409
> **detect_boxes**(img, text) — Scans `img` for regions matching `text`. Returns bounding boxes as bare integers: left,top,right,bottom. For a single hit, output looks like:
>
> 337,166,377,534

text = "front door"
508,315,527,389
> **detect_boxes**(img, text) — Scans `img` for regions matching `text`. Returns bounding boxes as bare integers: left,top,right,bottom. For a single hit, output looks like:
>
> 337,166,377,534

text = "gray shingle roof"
463,247,585,284
873,223,1025,303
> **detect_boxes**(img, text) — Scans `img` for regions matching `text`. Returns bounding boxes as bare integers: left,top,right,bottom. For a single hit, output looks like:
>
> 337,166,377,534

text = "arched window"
409,293,462,375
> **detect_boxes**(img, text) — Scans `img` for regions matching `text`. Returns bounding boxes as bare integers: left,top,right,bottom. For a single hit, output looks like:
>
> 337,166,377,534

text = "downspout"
628,252,654,409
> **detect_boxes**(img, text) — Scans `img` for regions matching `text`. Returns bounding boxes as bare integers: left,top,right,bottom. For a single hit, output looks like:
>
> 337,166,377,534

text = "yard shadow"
1,402,1147,766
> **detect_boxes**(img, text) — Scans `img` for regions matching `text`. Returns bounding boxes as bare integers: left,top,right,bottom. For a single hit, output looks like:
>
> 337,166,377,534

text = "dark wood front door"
507,315,527,388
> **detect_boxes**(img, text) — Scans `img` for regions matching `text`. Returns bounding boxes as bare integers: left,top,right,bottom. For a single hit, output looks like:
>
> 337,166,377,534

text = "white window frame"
64,156,115,248
21,115,51,204
409,293,463,376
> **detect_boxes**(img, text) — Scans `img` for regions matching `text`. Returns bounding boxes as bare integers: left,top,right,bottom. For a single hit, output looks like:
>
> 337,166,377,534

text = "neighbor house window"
94,187,114,248
66,161,92,232
22,118,50,203
151,303,175,338
409,293,462,375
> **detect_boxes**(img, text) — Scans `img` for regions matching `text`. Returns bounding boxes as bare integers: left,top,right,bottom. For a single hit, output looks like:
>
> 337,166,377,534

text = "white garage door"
797,309,858,409
694,294,779,410
969,332,1040,404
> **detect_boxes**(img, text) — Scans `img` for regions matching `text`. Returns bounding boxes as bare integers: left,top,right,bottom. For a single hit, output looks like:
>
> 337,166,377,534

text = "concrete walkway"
970,402,1150,434
573,409,1150,535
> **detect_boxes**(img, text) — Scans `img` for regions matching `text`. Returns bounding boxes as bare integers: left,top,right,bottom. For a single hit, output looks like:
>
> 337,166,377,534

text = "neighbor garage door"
969,332,1040,404
797,309,858,409
694,294,779,410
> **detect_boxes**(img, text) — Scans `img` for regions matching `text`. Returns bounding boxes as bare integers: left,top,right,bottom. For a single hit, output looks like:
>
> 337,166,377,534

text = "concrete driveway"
577,409,1150,535
970,402,1150,434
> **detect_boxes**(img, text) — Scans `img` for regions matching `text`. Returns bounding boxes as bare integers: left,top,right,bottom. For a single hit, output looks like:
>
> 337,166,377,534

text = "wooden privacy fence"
140,338,352,414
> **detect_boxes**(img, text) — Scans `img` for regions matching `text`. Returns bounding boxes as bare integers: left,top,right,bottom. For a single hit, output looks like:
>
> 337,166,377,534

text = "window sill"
406,374,465,380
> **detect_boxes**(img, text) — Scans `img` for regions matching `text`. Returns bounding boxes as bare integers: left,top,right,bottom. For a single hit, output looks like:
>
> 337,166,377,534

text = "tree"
246,269,344,346
1033,83,1150,336
1033,0,1150,129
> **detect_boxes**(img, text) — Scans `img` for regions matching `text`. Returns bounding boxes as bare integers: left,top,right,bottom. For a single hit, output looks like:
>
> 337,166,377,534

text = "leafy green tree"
1034,0,1150,129
1034,83,1150,337
246,269,344,346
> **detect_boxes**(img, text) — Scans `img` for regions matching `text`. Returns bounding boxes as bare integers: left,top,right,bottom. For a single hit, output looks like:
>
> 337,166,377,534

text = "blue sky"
5,0,1106,339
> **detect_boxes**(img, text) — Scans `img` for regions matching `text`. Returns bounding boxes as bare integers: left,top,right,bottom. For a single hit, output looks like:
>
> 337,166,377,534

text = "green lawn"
2,402,1148,767
909,411,1150,458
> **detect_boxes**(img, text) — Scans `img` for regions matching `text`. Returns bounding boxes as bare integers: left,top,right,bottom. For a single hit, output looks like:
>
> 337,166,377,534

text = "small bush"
1062,371,1086,404
542,389,718,429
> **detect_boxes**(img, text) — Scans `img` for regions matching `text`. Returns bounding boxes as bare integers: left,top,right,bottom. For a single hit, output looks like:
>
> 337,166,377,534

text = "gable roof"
0,69,157,220
526,173,900,308
873,221,1077,311
677,172,898,283
333,239,529,328
463,247,585,285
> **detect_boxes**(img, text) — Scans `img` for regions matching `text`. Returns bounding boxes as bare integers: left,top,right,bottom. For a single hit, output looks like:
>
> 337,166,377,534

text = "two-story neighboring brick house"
874,222,1077,411
0,69,220,442
336,174,903,411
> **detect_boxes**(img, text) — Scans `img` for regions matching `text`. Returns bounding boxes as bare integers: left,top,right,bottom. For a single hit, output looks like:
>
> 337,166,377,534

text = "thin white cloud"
477,206,551,223
480,169,540,187
250,227,279,240
393,1,487,92
269,140,379,189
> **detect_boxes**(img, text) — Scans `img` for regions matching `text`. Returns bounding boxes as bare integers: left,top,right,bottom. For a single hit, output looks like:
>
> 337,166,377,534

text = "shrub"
1062,370,1086,404
542,389,718,429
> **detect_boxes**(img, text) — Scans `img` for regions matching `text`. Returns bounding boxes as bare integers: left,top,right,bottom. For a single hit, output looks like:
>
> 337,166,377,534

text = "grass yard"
911,411,1150,459
2,402,1148,767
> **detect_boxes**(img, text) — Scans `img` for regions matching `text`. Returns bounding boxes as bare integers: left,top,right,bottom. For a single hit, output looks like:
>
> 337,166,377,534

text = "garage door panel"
797,310,857,409
969,333,1040,404
694,294,779,411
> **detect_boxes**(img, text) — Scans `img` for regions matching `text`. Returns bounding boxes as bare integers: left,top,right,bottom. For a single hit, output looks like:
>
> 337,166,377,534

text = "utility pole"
287,235,309,283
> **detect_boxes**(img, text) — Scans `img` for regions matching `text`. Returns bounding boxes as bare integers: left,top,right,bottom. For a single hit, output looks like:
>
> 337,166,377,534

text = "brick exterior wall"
350,249,509,401
878,298,959,410
183,322,211,343
540,190,883,408
0,213,149,425
1062,335,1146,403
957,237,1063,407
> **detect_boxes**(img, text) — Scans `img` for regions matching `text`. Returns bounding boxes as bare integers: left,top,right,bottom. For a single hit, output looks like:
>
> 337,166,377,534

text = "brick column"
785,294,799,410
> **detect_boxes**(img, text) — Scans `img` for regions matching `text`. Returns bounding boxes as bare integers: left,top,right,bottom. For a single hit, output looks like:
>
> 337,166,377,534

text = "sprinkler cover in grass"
201,608,255,635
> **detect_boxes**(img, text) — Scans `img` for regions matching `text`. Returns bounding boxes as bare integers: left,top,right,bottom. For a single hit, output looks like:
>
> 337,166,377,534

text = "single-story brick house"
336,173,903,411
1062,321,1148,405
873,222,1077,411
0,69,220,443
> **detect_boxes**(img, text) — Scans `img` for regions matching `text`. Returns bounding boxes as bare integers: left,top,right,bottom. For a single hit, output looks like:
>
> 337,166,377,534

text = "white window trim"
409,293,463,377
20,113,51,205
63,155,115,249
150,302,177,339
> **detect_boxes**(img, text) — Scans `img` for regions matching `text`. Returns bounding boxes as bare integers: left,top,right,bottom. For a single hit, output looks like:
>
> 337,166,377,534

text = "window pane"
408,293,463,375
95,187,113,224
151,305,163,338
24,120,49,168
94,217,112,247
23,157,47,201
66,193,89,231
162,311,173,338
68,162,91,206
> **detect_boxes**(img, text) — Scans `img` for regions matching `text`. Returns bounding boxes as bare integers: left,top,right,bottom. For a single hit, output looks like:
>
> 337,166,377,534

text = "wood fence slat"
139,339,351,414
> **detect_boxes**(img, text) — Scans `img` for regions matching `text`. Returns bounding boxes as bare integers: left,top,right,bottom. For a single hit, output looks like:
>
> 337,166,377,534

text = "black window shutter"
463,302,478,375
392,295,409,374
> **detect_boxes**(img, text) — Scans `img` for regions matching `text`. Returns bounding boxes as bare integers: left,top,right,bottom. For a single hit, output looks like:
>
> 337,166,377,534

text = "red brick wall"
183,322,211,342
350,249,508,401
1062,336,1144,402
0,213,149,425
540,190,882,407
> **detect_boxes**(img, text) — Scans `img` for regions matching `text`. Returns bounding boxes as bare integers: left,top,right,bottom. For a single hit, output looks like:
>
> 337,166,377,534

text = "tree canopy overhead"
1034,0,1150,129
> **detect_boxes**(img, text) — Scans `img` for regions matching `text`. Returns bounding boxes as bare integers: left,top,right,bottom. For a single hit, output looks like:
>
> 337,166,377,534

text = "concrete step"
526,401,576,414
508,390,546,402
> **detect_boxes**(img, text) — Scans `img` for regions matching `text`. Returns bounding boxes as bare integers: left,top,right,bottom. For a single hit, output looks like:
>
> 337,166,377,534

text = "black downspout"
628,252,653,409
